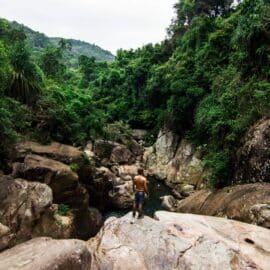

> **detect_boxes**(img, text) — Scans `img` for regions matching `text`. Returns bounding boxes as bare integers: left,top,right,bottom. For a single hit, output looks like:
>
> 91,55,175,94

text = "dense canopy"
0,0,269,187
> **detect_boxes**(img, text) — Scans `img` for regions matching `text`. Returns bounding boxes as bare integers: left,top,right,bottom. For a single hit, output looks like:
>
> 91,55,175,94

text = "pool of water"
104,176,172,219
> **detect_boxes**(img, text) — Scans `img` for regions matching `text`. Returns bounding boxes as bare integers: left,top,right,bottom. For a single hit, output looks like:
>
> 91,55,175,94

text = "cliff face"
145,116,270,189
234,117,270,184
144,130,206,194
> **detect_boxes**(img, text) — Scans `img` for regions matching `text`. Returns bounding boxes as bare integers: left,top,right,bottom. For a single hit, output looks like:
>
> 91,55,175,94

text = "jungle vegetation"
0,0,269,187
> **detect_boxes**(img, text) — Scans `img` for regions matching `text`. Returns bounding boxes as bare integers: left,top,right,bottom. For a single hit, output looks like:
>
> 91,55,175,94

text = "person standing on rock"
131,168,149,222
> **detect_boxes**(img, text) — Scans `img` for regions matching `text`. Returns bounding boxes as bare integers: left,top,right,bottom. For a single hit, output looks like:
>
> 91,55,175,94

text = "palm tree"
8,41,42,106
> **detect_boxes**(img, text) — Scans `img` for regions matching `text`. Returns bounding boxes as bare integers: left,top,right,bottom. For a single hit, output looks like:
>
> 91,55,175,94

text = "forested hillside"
0,0,269,188
10,20,115,65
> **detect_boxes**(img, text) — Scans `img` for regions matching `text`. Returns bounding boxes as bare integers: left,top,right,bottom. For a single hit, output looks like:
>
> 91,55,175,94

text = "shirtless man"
132,168,149,221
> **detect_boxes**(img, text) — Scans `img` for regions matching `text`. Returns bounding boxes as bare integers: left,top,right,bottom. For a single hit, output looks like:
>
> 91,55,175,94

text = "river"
104,176,172,219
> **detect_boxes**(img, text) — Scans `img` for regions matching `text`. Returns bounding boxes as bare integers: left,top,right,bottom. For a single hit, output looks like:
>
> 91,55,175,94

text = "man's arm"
144,179,149,196
132,178,135,192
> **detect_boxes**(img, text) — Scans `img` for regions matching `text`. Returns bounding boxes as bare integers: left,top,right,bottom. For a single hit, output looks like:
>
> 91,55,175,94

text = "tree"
39,39,72,79
8,41,42,106
78,55,96,81
173,0,233,26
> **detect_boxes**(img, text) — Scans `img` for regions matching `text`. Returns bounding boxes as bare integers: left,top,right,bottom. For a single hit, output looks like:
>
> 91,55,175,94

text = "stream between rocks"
104,177,172,219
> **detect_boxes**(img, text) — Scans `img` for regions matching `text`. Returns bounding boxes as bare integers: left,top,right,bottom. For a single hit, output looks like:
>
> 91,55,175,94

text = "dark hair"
138,168,144,175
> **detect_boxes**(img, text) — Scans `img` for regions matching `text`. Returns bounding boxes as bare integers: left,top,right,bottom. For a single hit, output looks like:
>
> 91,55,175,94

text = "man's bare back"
133,175,147,192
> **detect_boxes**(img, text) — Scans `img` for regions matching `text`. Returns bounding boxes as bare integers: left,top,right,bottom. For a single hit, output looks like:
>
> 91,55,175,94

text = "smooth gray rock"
0,237,91,270
88,211,270,270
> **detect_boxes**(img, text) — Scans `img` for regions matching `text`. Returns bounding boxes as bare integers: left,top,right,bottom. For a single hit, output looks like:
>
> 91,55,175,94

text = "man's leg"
132,202,137,217
138,192,145,218
138,203,144,218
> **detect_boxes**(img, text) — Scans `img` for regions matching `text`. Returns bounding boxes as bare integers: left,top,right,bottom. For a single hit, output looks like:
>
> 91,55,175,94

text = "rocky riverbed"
0,117,270,269
1,211,269,270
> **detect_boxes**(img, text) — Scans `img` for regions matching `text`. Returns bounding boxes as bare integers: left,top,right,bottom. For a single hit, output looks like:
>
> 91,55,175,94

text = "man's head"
138,168,144,176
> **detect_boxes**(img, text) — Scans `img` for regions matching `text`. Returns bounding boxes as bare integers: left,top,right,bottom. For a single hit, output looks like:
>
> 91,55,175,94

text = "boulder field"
1,117,270,269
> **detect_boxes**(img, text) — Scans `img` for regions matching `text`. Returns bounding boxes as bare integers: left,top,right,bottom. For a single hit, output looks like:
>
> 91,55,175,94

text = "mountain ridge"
8,19,115,65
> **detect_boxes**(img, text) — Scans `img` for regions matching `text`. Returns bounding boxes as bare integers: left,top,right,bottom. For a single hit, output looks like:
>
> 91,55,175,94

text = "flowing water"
104,176,172,219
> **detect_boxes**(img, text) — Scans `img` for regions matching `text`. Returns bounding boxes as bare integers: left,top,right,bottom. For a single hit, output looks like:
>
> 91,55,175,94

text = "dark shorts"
134,191,145,204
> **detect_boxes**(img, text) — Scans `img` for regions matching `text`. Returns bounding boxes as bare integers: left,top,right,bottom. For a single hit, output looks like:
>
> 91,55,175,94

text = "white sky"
0,0,176,54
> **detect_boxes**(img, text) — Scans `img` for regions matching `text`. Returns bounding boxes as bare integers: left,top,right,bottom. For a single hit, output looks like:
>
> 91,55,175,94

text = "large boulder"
73,206,103,239
0,176,52,245
0,237,91,270
112,164,139,178
93,140,140,166
15,141,95,191
15,141,83,164
234,117,270,183
13,154,78,203
33,187,102,240
160,195,180,212
108,181,134,209
145,130,206,189
110,145,135,164
250,204,270,229
85,167,114,211
87,211,270,270
93,140,118,165
144,130,179,180
131,129,147,141
32,204,75,239
120,138,144,157
12,154,102,239
0,223,14,252
175,183,270,229
87,137,145,211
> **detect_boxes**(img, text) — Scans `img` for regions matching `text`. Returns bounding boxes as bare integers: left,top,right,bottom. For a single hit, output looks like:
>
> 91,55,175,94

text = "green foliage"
232,0,270,78
35,78,105,144
8,41,42,106
0,0,269,189
102,121,132,142
203,151,230,188
0,41,11,94
58,204,70,216
87,0,269,187
0,97,32,169
69,163,79,172
39,44,66,80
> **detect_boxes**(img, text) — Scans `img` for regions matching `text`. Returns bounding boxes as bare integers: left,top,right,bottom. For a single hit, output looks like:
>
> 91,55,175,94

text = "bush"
58,204,70,216
102,121,132,142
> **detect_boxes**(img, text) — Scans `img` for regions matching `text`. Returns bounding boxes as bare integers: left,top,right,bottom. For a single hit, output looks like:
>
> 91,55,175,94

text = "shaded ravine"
104,176,172,219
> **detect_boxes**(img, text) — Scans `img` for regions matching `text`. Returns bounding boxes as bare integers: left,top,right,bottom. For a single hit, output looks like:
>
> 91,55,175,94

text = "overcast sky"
0,0,176,54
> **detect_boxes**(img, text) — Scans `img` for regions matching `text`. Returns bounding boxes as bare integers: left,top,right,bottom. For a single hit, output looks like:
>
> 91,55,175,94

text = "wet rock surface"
87,211,270,270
